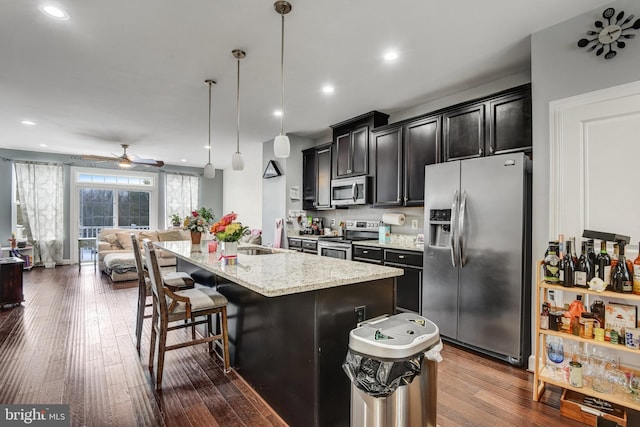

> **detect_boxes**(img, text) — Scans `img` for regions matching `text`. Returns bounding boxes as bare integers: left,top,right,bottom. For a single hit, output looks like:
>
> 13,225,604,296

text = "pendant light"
231,49,246,171
203,79,216,179
273,1,292,159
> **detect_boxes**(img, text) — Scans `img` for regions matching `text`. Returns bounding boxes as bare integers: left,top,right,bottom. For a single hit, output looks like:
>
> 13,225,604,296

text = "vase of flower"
191,232,202,245
220,241,238,265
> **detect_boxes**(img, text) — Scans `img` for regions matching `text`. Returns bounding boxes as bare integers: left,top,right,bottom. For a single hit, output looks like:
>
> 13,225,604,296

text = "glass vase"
221,241,238,265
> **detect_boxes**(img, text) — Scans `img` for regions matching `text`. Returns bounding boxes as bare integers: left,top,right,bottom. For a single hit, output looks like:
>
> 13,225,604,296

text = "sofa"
98,228,190,282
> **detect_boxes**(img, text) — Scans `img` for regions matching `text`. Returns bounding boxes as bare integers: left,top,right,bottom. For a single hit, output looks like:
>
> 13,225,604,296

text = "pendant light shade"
273,1,291,159
232,49,246,171
203,79,216,179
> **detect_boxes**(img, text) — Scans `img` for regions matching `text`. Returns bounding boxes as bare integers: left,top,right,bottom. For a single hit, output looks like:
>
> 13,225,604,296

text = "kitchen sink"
236,247,277,255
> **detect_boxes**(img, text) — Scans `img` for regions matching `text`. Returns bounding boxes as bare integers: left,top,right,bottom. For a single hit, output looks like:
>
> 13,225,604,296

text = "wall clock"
577,7,640,59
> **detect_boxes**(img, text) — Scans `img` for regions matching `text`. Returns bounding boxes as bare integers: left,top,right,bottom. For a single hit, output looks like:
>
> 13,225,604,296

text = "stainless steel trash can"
344,313,442,427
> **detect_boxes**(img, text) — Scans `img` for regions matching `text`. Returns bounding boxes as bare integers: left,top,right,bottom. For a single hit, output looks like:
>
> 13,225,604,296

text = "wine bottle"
570,236,578,264
596,240,611,288
633,242,640,295
574,241,591,287
560,239,575,287
611,240,632,293
586,239,596,281
544,241,560,284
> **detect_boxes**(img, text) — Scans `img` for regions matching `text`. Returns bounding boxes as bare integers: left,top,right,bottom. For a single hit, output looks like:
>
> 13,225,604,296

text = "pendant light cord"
236,57,241,153
208,82,212,164
280,12,285,136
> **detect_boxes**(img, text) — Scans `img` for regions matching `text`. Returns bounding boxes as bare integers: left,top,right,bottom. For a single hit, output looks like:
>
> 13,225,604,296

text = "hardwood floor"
0,265,636,426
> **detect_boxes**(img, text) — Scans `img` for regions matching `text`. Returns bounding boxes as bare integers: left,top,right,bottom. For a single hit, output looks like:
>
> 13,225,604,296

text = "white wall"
222,150,263,230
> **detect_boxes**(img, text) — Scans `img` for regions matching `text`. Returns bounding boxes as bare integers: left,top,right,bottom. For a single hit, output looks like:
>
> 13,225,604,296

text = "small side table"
78,237,97,271
0,257,24,308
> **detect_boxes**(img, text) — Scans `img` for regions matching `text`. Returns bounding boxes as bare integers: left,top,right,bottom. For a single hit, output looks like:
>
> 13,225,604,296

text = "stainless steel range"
317,220,381,260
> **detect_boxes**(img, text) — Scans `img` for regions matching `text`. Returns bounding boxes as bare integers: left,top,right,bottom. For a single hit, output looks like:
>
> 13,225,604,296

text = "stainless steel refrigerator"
422,152,531,365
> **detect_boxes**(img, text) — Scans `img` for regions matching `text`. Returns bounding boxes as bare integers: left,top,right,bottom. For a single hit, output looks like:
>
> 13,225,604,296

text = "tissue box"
378,226,390,244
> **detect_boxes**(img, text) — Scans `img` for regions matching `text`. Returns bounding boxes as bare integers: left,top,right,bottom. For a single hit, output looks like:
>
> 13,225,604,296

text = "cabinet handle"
397,197,401,202
398,255,405,259
363,250,369,254
479,148,484,156
404,197,408,202
489,146,494,155
347,169,352,173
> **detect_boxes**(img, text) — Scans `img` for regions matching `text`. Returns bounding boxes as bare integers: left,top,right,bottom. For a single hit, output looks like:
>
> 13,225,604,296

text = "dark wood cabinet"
487,88,532,155
302,143,332,210
443,103,485,161
383,249,423,314
372,115,441,207
0,257,24,307
371,127,403,207
331,111,389,179
403,115,441,206
443,84,531,162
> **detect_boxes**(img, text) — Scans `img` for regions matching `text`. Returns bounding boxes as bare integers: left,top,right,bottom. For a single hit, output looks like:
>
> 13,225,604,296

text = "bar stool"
131,234,195,354
143,239,230,390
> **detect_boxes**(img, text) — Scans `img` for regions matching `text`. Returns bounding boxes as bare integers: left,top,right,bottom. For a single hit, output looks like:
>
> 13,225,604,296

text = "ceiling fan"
81,144,164,168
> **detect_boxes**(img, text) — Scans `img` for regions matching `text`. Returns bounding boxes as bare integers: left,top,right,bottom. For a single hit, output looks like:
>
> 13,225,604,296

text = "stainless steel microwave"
330,176,369,206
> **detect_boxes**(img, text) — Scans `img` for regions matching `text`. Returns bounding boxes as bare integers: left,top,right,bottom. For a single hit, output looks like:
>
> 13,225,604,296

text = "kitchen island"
154,241,403,427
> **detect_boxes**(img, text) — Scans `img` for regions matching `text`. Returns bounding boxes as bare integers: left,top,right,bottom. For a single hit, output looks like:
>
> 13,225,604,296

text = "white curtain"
14,162,64,264
165,173,199,221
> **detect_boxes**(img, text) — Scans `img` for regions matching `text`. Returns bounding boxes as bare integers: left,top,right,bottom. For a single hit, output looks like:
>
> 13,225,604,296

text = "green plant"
170,213,182,225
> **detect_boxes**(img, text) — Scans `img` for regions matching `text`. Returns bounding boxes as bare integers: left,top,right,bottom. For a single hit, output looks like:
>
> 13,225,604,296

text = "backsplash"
288,205,424,235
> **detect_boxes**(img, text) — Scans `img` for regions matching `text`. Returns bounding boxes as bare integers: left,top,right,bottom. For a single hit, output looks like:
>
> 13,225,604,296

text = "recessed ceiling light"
322,85,335,94
39,144,47,147
21,120,36,126
383,51,399,61
40,4,70,20
273,110,283,117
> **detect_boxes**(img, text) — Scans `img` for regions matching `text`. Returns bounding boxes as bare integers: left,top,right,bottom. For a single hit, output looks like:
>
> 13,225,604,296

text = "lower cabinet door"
393,265,422,313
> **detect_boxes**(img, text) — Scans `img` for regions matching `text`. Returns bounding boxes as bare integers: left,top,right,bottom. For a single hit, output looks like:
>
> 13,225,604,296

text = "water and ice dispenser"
428,209,452,248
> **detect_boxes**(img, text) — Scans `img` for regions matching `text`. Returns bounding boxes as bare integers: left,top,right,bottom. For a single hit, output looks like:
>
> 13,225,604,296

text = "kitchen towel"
382,213,406,226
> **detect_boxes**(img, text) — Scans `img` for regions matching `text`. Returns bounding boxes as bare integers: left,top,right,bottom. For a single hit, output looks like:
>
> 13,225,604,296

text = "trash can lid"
348,313,440,360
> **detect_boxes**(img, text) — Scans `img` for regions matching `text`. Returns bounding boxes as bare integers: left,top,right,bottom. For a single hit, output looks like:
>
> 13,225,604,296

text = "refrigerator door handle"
450,190,459,267
459,191,467,267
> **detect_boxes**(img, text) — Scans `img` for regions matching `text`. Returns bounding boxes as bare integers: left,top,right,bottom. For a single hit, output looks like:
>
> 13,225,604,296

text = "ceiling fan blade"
132,159,164,167
81,154,117,162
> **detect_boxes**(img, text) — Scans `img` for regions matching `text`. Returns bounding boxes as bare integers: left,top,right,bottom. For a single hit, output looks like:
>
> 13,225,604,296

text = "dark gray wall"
0,148,222,260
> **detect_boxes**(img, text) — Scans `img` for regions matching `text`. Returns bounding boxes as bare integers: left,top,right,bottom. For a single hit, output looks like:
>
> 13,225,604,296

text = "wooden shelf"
533,260,640,415
536,365,640,412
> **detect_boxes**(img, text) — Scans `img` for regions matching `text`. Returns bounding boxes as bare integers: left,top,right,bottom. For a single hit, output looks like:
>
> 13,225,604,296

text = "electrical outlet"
411,219,419,230
330,218,336,227
355,305,366,323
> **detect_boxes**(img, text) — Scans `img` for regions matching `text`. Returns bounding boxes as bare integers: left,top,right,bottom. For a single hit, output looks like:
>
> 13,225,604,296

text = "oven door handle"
352,182,357,202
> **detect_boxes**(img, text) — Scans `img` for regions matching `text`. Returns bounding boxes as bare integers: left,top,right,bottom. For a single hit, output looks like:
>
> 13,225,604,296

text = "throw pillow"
115,231,135,251
157,229,187,242
103,233,122,249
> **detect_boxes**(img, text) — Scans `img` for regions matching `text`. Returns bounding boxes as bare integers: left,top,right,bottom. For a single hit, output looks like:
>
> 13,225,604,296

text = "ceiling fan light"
204,162,216,179
119,158,132,168
274,134,290,158
231,152,244,171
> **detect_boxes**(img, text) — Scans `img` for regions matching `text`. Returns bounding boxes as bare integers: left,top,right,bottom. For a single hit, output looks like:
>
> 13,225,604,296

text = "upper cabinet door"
443,103,485,162
403,115,441,206
350,125,369,176
372,127,402,207
302,149,316,210
334,133,351,178
316,145,332,208
486,90,532,155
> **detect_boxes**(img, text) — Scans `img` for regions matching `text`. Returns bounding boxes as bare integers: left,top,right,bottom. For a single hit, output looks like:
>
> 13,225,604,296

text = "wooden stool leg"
207,314,214,353
155,321,168,390
149,301,158,376
135,287,146,354
221,307,230,373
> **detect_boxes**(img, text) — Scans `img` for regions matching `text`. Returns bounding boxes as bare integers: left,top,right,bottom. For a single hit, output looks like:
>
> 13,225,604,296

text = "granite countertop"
353,240,424,252
154,241,403,298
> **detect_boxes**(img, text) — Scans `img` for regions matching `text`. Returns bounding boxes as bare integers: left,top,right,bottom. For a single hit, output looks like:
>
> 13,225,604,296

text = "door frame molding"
548,79,640,238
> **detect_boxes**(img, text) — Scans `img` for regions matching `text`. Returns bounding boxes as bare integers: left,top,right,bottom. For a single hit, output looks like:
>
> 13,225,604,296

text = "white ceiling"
0,0,611,169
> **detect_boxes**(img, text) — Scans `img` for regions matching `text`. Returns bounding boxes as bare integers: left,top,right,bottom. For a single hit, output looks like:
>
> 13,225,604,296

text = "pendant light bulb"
204,79,216,179
232,49,246,171
273,1,291,159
